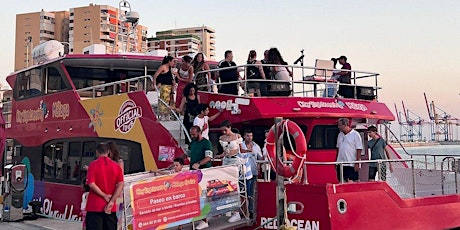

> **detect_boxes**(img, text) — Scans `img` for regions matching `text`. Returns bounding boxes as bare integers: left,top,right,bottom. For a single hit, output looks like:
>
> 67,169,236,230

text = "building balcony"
40,33,54,40
100,34,114,41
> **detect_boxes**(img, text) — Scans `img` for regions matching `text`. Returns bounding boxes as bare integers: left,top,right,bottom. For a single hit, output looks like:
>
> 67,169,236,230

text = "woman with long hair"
246,50,266,96
171,83,200,144
216,120,252,223
176,55,194,106
153,56,177,121
192,53,211,91
267,48,292,96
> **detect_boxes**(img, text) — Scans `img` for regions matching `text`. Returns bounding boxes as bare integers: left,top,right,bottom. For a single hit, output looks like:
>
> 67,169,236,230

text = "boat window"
43,141,66,180
15,68,43,100
46,67,70,94
66,66,146,89
308,125,340,149
68,142,83,182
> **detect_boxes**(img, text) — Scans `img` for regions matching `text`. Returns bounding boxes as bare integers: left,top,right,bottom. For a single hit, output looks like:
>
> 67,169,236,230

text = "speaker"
357,86,375,100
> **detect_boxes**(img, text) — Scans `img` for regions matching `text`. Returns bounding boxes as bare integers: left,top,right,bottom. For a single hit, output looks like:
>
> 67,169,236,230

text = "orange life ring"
266,120,307,178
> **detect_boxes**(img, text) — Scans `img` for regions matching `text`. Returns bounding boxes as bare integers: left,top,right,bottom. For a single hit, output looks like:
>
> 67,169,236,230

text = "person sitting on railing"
217,50,240,95
336,56,354,98
153,56,178,121
176,55,194,107
267,48,292,96
246,50,266,97
192,53,211,91
367,126,393,181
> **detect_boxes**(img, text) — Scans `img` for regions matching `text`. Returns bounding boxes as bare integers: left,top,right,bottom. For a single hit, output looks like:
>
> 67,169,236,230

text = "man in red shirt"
86,143,124,230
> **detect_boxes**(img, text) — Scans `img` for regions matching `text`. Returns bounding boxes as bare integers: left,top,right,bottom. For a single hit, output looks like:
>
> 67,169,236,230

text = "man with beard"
179,125,213,170
178,125,213,229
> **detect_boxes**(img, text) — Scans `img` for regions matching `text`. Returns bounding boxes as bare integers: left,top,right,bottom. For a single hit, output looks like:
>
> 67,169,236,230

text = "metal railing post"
411,160,416,198
340,163,344,184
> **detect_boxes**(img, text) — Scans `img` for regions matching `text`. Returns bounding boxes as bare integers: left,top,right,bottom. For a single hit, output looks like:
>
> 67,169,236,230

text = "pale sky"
1,0,459,138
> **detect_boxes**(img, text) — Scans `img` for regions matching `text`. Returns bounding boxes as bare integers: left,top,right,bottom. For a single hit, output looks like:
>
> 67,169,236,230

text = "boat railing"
155,85,192,144
408,153,460,170
75,74,153,97
195,63,380,100
74,74,191,143
302,158,460,198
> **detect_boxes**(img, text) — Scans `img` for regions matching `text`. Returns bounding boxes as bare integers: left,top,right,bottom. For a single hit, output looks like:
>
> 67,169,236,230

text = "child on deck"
81,180,90,230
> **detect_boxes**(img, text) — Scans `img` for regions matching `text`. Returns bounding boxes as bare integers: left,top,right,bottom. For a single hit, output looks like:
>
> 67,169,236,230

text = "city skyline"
1,0,459,125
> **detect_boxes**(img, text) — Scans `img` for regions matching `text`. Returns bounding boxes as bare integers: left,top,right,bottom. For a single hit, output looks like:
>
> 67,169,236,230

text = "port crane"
424,93,460,141
395,102,427,142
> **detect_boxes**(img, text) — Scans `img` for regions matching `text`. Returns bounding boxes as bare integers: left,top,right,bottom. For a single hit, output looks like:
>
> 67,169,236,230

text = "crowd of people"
80,117,393,230
156,120,266,230
151,50,355,120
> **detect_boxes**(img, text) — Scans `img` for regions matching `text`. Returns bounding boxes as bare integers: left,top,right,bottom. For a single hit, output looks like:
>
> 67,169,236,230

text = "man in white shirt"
241,129,263,219
336,118,362,182
193,103,222,140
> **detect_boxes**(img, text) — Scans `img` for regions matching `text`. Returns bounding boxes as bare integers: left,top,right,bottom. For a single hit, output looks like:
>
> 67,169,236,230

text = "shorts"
336,166,359,182
369,164,387,180
86,212,117,230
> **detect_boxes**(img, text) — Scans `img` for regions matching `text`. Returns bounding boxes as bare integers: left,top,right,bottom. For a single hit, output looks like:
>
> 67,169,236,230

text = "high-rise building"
15,10,69,71
148,26,216,60
69,4,147,54
14,4,148,71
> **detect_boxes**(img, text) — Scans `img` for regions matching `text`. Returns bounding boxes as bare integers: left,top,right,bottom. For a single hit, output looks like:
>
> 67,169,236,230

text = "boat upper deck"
3,53,394,124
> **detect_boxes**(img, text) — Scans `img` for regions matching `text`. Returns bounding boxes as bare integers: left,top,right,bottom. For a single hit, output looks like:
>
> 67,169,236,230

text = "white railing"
195,63,380,100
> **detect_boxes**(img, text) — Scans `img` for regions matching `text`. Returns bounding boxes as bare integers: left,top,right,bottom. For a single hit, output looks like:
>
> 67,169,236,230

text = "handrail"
154,86,192,144
74,74,192,143
194,63,380,99
440,157,459,194
76,75,153,96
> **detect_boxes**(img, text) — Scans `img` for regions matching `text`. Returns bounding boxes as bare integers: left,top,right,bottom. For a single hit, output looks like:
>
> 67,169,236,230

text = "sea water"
395,145,460,156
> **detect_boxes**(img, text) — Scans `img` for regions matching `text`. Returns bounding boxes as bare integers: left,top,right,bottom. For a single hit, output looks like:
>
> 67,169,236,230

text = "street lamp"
26,36,33,68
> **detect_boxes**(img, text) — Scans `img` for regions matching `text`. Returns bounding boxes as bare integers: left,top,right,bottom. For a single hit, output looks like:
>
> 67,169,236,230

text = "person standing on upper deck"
367,125,393,181
176,55,194,107
267,48,292,96
153,56,178,121
217,50,240,95
192,53,211,91
260,50,271,96
336,118,362,182
336,56,353,98
246,50,266,97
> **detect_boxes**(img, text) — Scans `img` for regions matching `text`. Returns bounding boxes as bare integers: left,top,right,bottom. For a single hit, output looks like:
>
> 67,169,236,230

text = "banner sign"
130,165,240,230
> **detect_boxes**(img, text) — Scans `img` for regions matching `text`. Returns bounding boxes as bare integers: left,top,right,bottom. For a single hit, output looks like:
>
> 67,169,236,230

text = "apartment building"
15,4,148,71
148,26,216,60
15,10,69,71
69,4,148,54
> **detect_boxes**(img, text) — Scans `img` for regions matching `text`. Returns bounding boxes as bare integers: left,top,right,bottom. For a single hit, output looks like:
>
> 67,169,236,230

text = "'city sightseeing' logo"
115,99,142,133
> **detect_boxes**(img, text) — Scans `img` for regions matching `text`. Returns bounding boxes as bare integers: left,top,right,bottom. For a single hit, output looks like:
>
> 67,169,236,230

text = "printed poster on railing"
129,165,240,230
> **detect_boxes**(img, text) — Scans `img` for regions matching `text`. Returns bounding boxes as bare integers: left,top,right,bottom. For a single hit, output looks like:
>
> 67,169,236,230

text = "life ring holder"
266,119,307,180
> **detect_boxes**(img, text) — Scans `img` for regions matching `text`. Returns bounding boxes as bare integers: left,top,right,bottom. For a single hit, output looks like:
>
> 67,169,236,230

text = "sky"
1,0,459,139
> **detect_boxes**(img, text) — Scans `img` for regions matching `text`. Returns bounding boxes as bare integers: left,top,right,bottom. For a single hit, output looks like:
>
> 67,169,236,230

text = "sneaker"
228,212,241,223
195,220,209,229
